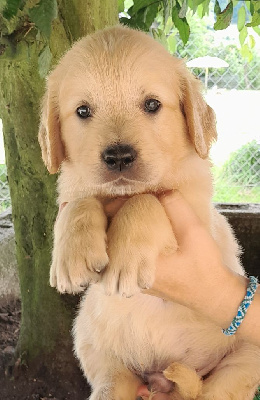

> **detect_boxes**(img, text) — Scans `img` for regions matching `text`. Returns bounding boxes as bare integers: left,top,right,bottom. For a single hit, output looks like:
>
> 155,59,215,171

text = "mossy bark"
0,0,118,379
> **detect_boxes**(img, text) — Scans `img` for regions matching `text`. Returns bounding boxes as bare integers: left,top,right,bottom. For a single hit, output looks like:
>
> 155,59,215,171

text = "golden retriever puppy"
39,26,260,400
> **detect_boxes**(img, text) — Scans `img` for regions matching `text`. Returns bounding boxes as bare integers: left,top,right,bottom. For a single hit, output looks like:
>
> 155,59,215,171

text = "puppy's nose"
102,144,137,171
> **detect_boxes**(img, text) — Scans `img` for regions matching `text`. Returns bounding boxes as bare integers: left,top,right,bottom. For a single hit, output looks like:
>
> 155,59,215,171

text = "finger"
158,190,203,244
103,198,128,217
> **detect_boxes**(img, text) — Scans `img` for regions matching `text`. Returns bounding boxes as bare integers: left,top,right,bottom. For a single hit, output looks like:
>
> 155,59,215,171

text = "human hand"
145,190,247,329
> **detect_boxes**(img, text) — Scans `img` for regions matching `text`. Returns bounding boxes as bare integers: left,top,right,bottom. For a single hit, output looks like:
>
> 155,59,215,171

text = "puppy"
39,26,260,400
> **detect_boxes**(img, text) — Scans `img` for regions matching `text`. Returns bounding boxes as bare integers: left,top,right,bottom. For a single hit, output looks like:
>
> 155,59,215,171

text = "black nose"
102,144,137,171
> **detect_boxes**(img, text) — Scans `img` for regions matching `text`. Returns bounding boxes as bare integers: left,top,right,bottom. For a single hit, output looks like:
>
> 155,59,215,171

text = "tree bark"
0,0,118,384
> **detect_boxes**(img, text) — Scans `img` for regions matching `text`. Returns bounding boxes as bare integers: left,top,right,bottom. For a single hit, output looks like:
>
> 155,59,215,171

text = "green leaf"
153,29,168,50
3,0,22,19
163,0,175,24
118,0,125,13
178,0,188,18
197,0,210,18
253,388,260,400
246,10,260,27
132,0,156,14
167,32,176,53
248,34,255,49
144,3,159,27
188,0,204,14
239,26,248,46
214,0,221,16
253,26,260,35
240,43,252,61
124,0,134,9
164,15,173,35
28,0,57,38
172,4,190,44
122,2,159,31
237,5,246,32
38,45,52,78
214,1,233,31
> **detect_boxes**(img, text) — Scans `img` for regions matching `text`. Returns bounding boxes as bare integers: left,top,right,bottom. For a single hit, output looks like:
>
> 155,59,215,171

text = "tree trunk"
0,0,118,390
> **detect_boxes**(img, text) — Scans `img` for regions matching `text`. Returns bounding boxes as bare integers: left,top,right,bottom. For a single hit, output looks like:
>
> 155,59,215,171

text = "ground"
0,298,89,400
1,299,260,400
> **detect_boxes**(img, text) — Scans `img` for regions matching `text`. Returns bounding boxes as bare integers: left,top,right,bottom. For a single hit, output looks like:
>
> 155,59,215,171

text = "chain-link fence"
176,24,260,203
0,24,259,210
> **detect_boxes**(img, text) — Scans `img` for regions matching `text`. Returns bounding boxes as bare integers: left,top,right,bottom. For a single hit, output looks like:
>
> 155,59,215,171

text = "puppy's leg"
51,198,108,293
198,342,260,400
75,342,141,400
103,194,177,297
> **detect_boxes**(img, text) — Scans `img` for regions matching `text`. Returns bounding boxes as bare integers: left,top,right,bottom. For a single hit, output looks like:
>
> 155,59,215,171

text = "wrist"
222,276,258,336
205,271,248,329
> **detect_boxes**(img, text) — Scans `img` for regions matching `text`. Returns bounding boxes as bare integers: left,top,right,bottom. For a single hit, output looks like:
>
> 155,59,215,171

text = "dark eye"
76,105,92,119
144,98,161,113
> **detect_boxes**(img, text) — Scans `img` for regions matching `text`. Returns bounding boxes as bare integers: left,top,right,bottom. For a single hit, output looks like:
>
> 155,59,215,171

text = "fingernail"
158,190,174,200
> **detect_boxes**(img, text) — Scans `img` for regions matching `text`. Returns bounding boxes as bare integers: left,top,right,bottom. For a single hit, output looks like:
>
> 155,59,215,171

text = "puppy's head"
39,25,217,199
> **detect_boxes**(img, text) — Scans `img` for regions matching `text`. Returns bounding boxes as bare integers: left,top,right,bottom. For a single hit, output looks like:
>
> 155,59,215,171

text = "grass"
213,182,260,203
212,164,260,203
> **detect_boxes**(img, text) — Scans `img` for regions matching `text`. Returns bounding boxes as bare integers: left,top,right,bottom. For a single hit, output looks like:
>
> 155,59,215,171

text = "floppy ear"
180,71,217,159
38,85,65,174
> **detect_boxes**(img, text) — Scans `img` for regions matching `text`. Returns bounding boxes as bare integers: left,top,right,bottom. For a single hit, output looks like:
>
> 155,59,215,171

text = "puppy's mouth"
105,176,142,186
99,176,149,196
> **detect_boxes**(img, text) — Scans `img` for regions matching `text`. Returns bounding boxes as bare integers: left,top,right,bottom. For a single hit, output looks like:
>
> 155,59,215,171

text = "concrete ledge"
0,204,259,300
216,203,260,277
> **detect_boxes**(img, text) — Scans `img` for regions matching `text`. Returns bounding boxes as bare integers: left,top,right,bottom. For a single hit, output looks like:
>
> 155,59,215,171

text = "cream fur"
38,26,260,400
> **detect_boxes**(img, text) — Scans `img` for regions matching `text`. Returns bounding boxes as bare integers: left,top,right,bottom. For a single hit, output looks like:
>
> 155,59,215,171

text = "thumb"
158,191,202,243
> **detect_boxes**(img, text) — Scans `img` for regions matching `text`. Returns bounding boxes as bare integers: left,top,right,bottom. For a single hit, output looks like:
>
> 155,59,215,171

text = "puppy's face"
39,26,217,199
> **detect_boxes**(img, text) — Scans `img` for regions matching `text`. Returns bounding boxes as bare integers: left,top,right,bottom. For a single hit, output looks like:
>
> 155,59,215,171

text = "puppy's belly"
75,284,234,377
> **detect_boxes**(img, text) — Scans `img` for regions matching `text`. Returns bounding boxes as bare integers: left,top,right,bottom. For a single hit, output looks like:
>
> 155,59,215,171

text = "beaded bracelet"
222,276,258,336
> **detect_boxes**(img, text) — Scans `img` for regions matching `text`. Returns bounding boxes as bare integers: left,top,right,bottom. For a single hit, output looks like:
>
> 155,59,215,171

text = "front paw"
103,241,157,297
102,194,177,297
50,199,108,293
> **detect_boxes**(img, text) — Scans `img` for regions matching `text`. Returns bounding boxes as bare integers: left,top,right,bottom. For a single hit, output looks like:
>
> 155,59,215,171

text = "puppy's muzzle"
102,144,137,172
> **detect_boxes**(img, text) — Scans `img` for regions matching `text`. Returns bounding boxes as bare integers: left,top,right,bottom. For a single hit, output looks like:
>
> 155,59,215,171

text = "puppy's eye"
144,99,161,113
76,105,92,119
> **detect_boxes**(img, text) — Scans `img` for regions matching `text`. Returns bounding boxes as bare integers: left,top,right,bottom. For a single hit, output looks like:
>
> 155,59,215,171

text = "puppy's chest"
82,287,231,374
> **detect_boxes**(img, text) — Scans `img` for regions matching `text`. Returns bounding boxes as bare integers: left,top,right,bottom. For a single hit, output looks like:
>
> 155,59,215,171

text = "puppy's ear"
180,71,217,158
38,85,65,174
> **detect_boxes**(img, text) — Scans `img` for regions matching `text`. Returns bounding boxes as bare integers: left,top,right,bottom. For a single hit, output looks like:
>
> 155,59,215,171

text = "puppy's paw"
103,243,157,297
50,198,108,293
102,194,177,297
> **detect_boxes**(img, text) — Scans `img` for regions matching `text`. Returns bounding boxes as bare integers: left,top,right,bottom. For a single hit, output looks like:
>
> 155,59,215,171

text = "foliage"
118,0,260,51
213,140,260,203
176,11,260,90
1,1,259,74
220,140,260,186
254,390,260,400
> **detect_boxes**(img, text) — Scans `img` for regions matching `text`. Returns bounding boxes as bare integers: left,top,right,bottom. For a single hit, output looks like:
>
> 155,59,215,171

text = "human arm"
104,191,260,346
144,191,260,346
